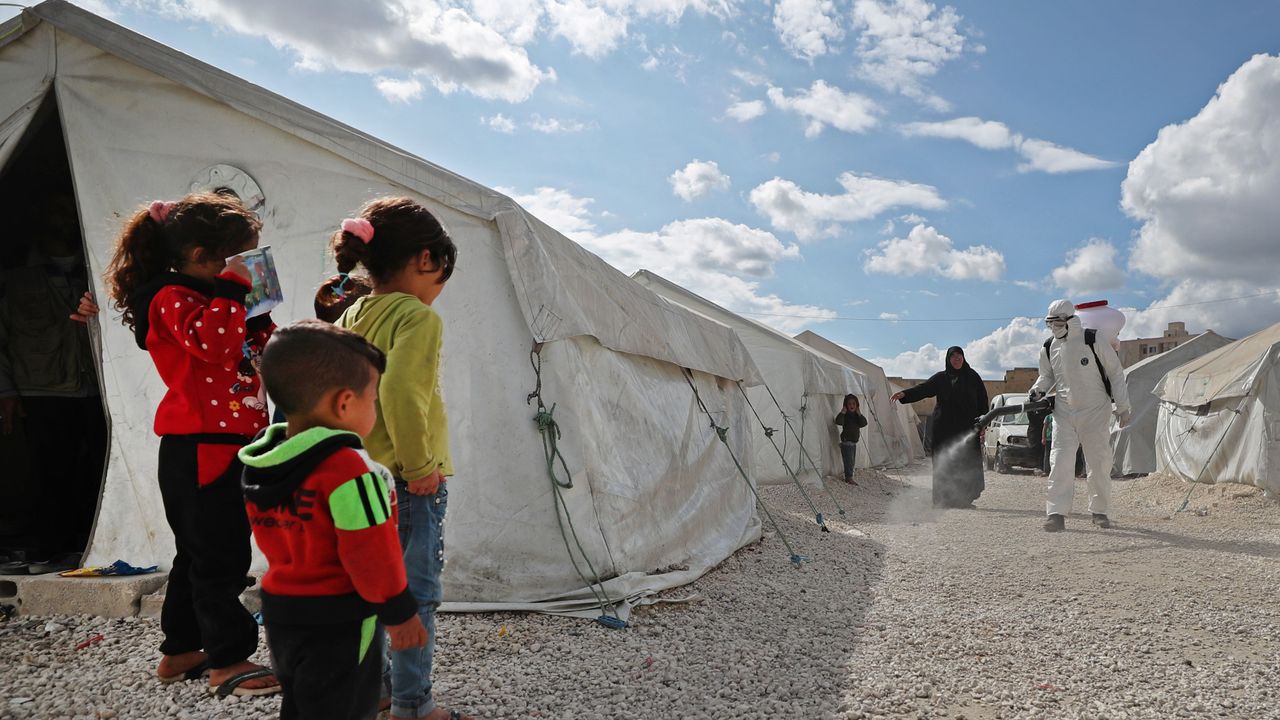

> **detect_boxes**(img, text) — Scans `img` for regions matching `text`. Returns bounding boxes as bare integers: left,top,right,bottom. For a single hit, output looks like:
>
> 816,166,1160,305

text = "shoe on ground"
1043,514,1065,532
1091,513,1112,529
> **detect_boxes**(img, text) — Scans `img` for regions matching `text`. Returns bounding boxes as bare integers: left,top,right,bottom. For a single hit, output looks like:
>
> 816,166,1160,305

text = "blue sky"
13,0,1280,377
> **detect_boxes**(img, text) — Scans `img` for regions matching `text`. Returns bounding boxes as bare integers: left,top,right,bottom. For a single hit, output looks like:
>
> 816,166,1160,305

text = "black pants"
157,435,258,668
24,396,108,556
267,618,384,720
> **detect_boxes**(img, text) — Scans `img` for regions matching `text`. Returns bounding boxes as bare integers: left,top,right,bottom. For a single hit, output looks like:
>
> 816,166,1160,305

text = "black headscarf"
944,346,970,377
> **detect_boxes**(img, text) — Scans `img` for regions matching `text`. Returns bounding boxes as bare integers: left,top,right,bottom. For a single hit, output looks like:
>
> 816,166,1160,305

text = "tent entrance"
0,93,108,570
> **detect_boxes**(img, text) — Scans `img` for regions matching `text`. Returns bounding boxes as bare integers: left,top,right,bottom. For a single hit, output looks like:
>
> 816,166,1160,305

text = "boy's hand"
70,292,100,323
0,396,23,435
387,615,428,651
405,469,443,496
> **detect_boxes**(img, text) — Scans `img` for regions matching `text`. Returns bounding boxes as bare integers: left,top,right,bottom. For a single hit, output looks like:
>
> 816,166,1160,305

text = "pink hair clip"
341,218,375,244
149,200,176,224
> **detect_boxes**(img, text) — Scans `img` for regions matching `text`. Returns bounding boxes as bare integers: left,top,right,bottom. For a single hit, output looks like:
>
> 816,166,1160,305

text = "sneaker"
1043,514,1065,532
1091,513,1112,529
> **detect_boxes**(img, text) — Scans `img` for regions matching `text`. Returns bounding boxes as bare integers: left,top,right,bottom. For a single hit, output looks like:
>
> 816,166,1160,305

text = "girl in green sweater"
319,198,469,720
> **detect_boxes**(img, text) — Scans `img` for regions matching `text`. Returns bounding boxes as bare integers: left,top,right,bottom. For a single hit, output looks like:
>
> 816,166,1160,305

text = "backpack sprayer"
973,396,1055,433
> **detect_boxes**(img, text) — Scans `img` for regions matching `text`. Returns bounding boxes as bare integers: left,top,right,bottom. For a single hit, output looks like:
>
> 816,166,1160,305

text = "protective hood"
1046,299,1076,339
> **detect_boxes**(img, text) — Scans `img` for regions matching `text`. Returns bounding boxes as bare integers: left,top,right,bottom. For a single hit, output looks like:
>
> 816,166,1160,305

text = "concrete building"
1119,322,1195,367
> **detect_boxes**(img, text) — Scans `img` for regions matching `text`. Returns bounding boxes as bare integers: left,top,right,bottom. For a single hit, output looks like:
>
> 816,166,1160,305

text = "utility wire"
736,289,1280,323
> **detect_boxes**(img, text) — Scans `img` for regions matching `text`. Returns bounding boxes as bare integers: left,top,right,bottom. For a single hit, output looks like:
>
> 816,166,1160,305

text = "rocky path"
2,465,1277,719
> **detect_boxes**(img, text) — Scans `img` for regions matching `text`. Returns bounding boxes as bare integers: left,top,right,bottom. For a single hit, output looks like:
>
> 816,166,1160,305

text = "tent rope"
527,347,626,629
735,381,829,532
762,385,848,516
682,369,804,567
1175,399,1249,513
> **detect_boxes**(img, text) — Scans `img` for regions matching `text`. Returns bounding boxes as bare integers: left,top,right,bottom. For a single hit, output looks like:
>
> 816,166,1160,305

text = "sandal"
209,667,281,697
158,659,211,684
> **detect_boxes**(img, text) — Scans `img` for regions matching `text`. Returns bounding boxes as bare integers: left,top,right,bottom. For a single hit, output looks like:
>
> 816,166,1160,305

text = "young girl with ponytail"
105,192,279,697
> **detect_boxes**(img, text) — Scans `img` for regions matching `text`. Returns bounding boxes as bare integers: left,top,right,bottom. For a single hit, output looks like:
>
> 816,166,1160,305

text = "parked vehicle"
982,393,1041,473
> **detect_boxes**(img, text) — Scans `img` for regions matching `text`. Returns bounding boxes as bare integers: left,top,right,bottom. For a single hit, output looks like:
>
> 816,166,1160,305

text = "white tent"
1,1,769,613
1111,331,1234,476
794,330,920,467
632,271,873,487
888,381,927,458
1154,322,1280,494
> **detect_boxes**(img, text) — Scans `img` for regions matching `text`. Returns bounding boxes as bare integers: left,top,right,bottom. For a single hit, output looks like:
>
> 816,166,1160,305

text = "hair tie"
341,218,374,244
331,273,351,300
149,200,176,224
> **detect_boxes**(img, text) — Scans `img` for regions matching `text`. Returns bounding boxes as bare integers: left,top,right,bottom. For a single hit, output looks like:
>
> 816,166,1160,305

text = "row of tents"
0,2,925,616
1113,323,1280,496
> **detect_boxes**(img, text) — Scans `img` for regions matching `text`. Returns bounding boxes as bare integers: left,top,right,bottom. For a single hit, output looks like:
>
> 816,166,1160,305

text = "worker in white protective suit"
1029,299,1131,532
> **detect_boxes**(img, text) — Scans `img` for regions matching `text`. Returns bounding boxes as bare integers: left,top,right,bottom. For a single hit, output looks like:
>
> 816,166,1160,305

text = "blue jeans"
386,481,447,718
840,441,857,481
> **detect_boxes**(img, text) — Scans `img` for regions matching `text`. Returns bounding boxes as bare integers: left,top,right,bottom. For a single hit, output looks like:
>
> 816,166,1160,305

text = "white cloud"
850,0,975,111
69,0,118,17
1016,138,1117,174
468,0,543,44
483,113,517,133
528,114,592,133
864,224,1005,281
1050,239,1125,295
505,184,831,334
900,117,1117,174
773,0,843,61
731,69,769,86
726,99,768,122
499,186,598,236
1123,53,1280,285
749,172,946,241
879,312,902,320
669,159,732,201
875,316,1045,378
545,0,630,58
144,0,554,102
1121,281,1280,342
374,76,425,103
767,80,881,136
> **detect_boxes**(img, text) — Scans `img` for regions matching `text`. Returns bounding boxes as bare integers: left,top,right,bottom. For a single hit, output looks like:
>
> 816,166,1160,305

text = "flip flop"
0,561,29,575
209,667,281,698
158,659,211,684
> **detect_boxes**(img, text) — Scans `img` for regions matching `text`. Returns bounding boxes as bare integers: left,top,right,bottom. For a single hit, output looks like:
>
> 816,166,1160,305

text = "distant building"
1119,322,1195,367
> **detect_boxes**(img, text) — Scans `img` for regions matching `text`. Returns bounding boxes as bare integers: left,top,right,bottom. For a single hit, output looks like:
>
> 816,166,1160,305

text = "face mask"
1047,318,1069,339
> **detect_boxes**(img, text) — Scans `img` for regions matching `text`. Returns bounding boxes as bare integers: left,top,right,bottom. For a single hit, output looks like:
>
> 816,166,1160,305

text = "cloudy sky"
15,0,1280,378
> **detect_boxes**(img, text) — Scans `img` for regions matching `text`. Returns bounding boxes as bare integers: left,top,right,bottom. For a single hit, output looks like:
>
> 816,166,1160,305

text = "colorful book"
232,246,284,319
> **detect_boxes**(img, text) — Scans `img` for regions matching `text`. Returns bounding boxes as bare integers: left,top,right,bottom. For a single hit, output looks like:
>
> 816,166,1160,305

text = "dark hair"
261,320,387,417
843,394,859,406
106,192,261,331
314,273,373,323
329,197,456,285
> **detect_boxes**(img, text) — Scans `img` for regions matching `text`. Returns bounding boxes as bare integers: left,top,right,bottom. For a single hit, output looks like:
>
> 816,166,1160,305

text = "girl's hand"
405,469,443,496
387,615,428,651
223,256,253,284
70,292,100,323
891,391,905,402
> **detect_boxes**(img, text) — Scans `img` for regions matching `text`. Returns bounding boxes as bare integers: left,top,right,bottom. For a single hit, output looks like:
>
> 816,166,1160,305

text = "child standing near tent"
323,198,470,720
835,394,868,484
104,193,280,696
240,320,427,720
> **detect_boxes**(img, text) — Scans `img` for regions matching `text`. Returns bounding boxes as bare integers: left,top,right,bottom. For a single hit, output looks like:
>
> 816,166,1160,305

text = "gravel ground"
2,464,1278,720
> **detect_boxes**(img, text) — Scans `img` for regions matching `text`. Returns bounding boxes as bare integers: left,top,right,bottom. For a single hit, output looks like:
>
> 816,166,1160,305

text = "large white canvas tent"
0,1,768,613
1111,331,1233,476
632,271,873,487
794,330,921,467
888,381,927,457
1154,322,1280,494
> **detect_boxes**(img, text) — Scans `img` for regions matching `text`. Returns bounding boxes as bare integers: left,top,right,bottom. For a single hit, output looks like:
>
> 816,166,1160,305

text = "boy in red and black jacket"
240,320,426,720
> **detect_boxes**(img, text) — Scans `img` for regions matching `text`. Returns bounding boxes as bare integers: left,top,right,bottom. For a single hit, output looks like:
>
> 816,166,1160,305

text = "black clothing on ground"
834,409,868,444
267,618,384,720
898,347,988,507
157,434,259,668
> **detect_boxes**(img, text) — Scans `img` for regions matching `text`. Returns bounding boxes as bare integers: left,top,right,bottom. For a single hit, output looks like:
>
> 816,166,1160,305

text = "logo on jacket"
1080,357,1090,366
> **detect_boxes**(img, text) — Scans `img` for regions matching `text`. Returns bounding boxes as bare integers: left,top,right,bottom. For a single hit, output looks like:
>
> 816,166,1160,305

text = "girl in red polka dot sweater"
105,192,280,698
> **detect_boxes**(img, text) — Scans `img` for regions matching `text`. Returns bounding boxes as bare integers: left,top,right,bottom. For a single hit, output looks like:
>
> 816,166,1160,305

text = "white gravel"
2,465,1277,719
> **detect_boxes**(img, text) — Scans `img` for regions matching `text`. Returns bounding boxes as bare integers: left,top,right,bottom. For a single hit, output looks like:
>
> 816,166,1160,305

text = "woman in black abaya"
893,346,988,508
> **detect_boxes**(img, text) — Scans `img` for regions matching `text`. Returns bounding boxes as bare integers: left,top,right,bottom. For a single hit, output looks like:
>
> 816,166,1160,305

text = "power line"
735,288,1280,323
